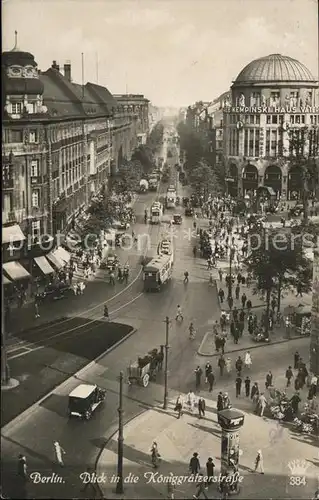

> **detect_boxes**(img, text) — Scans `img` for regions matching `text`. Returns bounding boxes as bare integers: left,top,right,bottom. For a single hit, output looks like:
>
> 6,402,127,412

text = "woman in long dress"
225,357,232,375
244,351,252,369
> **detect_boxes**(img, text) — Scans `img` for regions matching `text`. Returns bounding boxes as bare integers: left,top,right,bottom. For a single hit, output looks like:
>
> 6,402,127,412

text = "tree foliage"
146,122,164,153
132,145,154,172
188,160,222,197
288,128,319,221
244,227,312,334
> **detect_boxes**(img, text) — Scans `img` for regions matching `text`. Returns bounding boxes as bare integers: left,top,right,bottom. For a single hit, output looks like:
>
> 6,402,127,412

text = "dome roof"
234,54,315,84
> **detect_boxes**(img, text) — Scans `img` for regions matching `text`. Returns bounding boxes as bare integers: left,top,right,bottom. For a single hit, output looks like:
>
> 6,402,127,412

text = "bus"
143,253,173,292
150,202,163,224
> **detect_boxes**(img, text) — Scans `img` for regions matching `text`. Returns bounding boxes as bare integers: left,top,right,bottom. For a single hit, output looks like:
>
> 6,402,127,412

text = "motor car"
112,220,130,230
68,384,106,420
172,214,182,225
185,206,194,216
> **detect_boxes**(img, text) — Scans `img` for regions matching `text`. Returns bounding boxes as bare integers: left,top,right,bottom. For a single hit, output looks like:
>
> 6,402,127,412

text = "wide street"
1,128,317,500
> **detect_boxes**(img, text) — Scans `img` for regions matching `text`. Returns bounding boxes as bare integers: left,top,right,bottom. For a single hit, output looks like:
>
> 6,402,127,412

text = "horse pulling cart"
127,348,163,387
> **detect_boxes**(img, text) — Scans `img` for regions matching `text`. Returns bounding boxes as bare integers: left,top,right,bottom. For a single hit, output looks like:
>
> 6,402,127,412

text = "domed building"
223,54,319,201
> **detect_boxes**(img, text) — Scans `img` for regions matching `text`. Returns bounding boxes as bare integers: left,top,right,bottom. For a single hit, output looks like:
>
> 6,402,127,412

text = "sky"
2,0,318,108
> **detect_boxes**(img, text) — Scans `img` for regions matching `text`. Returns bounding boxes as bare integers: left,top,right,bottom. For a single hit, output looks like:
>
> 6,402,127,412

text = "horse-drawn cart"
127,348,163,387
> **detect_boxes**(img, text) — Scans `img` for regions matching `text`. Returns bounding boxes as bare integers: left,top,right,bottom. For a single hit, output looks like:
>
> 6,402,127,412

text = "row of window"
3,129,39,144
244,129,261,157
229,115,261,125
229,114,316,126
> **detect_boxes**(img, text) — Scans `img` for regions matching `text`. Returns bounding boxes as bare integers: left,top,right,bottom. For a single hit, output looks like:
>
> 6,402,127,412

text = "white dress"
245,353,252,367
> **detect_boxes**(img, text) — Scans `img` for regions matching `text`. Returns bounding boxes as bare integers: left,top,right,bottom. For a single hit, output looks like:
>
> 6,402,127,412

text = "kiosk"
218,408,245,495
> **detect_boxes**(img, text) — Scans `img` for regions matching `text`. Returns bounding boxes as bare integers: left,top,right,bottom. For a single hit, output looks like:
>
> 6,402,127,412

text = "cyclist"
184,271,189,283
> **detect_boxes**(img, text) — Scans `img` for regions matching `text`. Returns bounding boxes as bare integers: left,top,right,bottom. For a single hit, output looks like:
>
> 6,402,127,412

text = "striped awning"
3,261,30,281
2,225,26,245
34,256,55,275
46,251,64,269
56,246,71,263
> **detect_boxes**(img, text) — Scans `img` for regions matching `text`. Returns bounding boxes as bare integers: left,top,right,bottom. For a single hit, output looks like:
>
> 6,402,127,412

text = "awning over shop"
2,224,26,245
46,251,65,269
3,261,30,281
3,275,11,285
34,256,55,275
56,246,71,263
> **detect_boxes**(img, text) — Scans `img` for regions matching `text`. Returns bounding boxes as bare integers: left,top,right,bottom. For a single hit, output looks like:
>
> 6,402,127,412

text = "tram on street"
143,253,174,292
150,202,163,224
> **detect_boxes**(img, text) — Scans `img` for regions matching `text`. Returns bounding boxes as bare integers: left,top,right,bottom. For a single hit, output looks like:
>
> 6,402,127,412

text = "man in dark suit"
198,397,206,419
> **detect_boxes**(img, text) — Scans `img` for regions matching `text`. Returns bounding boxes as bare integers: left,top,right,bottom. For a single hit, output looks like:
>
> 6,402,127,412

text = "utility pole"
163,316,170,409
116,371,124,494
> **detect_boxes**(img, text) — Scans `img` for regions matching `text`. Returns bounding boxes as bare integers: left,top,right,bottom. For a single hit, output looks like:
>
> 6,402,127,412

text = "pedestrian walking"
244,351,252,369
34,300,40,319
205,362,212,383
235,356,243,375
151,442,161,468
17,454,28,499
195,366,203,390
218,269,223,282
193,474,209,499
223,392,231,409
184,271,189,283
227,296,233,310
235,284,240,300
218,288,225,303
254,450,264,474
189,452,200,475
246,299,252,313
81,467,99,497
187,391,196,413
54,441,66,466
217,392,224,411
265,371,273,389
225,357,232,375
103,304,109,320
207,371,215,392
174,395,183,419
244,376,251,397
241,293,247,308
285,366,293,387
109,271,115,285
198,397,206,419
235,375,242,397
167,473,176,499
176,305,183,321
290,391,301,414
294,351,300,369
206,457,215,484
251,382,259,400
257,393,267,417
218,355,226,376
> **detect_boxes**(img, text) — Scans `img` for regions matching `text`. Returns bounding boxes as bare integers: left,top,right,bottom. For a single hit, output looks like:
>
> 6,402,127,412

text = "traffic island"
1,319,135,427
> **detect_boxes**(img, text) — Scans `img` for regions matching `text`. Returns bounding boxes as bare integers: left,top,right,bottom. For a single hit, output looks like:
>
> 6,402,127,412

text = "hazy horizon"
3,0,318,108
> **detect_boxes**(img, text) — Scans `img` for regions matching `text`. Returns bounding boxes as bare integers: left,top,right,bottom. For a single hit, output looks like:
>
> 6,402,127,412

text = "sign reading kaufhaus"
224,105,319,114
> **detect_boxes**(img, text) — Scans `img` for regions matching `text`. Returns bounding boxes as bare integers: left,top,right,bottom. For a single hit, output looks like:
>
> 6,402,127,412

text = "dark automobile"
182,197,189,207
68,384,106,420
185,206,194,216
173,214,182,225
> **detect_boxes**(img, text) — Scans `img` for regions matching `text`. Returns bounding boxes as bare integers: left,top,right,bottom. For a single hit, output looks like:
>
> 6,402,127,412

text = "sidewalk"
97,395,317,499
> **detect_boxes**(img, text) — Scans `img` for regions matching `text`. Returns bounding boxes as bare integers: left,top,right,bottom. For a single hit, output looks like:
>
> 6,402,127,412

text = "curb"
94,408,147,498
197,330,305,357
1,327,137,434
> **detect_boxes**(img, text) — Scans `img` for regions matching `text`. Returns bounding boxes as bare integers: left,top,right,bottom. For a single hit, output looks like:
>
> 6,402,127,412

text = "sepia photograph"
1,0,319,498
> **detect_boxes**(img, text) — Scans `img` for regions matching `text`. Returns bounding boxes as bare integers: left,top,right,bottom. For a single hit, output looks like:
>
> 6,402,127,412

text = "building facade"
2,41,150,281
222,54,319,199
311,251,319,375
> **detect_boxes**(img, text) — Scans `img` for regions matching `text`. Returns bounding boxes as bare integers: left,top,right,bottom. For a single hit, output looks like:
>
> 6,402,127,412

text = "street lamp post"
116,371,124,495
163,316,170,410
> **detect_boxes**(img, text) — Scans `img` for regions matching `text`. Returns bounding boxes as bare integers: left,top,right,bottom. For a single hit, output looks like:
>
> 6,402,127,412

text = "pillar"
218,408,245,496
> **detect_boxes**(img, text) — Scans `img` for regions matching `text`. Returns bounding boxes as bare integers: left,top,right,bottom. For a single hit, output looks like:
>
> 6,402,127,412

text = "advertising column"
218,408,245,496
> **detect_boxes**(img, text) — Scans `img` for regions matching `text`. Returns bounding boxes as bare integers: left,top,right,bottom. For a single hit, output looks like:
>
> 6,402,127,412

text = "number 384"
289,476,306,486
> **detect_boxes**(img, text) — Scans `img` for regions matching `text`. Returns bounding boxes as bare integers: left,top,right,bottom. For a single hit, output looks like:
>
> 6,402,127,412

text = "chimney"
64,61,71,81
51,60,60,72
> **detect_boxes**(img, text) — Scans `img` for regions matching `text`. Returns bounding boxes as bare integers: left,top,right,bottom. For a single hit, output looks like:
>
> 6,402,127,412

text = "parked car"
68,384,106,420
172,214,182,225
112,220,130,230
185,206,194,216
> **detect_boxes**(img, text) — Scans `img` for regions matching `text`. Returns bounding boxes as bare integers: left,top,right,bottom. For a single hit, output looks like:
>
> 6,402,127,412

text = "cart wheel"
142,374,150,387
